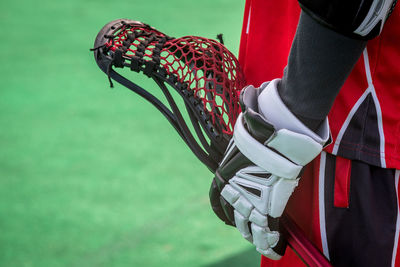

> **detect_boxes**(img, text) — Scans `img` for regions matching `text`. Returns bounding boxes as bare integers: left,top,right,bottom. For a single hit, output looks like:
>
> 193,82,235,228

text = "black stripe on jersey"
336,93,382,167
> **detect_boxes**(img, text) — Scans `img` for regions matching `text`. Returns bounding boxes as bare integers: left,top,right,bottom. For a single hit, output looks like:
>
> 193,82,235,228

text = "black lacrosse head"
92,19,246,171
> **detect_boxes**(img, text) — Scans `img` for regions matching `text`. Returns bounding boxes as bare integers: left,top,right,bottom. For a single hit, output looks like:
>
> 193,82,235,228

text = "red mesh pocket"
105,22,245,136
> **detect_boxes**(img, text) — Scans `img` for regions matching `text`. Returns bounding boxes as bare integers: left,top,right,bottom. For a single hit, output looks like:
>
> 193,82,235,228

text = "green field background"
0,0,262,266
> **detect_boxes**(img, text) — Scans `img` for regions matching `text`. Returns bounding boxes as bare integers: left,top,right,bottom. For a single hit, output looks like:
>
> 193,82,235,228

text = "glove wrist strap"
258,79,330,145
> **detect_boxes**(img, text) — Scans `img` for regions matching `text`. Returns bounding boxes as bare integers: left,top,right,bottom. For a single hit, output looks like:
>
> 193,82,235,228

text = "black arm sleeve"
278,11,367,131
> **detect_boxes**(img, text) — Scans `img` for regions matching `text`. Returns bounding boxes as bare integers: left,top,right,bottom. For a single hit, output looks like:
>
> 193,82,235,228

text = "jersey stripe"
318,151,330,260
392,170,400,267
332,48,386,167
331,90,369,155
362,49,386,167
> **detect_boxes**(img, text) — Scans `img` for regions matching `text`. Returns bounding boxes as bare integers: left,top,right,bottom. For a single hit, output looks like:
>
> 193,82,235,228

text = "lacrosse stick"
91,19,331,267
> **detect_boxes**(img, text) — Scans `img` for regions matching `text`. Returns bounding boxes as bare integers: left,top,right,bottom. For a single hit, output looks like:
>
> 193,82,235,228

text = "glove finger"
265,217,288,259
249,208,268,227
234,210,253,242
251,224,279,249
255,226,287,261
209,179,233,225
270,234,287,259
220,184,240,204
257,224,287,260
222,184,254,218
220,196,235,225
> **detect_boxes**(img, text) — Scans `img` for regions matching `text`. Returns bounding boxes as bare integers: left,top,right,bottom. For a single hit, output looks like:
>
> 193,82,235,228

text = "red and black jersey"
239,0,400,169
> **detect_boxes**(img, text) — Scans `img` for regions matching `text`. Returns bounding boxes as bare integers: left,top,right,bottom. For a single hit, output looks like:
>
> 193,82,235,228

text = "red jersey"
239,0,400,169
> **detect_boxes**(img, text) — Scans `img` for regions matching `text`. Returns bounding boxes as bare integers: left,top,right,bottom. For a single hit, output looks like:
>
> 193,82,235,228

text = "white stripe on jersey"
318,151,330,260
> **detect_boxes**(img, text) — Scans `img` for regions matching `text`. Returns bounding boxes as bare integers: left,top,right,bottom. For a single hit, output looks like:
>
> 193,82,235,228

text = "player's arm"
280,0,397,131
210,0,397,260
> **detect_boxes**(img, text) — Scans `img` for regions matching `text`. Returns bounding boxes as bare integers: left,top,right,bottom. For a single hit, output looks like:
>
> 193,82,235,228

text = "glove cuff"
235,79,332,169
257,79,330,146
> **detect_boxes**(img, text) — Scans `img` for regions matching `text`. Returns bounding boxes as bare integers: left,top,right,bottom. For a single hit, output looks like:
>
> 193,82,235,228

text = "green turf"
0,0,262,266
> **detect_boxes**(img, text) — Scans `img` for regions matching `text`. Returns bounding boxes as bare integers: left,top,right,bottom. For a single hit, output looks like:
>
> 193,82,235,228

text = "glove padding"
209,79,330,260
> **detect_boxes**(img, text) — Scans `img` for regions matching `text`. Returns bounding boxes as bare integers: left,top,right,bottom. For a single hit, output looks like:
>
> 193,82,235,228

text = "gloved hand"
209,79,330,260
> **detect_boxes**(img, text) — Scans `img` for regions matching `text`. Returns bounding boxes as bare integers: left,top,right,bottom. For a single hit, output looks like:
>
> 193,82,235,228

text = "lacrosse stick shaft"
281,214,332,267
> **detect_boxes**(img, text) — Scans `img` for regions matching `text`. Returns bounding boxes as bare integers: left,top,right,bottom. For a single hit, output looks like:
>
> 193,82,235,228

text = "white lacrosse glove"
209,79,330,260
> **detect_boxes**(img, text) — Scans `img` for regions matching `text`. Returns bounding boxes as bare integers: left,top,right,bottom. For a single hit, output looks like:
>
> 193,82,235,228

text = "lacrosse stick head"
93,19,245,171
